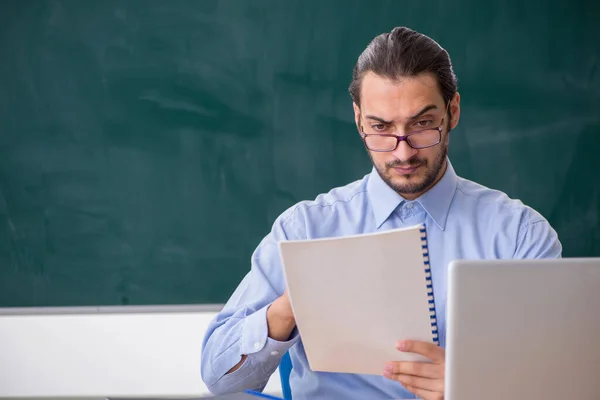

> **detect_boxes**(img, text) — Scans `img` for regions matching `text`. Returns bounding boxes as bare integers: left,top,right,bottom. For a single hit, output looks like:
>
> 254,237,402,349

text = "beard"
372,143,448,196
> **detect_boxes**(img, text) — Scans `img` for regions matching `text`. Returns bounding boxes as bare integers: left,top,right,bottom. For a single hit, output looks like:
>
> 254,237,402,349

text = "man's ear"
449,92,461,130
353,102,361,132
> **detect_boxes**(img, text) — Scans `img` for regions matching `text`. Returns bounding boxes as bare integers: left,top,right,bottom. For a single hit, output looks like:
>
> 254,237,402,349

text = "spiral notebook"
279,223,438,376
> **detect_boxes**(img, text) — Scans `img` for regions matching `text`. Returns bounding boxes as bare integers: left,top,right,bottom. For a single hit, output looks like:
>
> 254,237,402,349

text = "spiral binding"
420,224,439,345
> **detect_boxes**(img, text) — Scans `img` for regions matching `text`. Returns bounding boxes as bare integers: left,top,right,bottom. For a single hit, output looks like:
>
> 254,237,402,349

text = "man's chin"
387,176,427,195
388,170,425,184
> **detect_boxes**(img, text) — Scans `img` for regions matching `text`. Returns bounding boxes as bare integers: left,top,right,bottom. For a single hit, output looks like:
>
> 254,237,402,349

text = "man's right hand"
266,289,296,341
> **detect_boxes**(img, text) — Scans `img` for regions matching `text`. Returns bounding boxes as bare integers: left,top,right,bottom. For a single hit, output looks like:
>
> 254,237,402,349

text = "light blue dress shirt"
201,159,562,399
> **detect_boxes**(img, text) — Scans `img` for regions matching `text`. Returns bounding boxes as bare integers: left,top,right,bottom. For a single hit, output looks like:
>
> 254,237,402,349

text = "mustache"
386,158,427,169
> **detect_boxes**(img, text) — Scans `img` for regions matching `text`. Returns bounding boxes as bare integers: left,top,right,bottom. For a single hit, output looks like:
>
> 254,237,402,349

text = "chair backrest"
278,351,293,400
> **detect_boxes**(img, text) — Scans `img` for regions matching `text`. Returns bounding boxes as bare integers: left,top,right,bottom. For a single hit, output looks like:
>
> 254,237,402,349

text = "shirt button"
254,342,261,351
406,203,414,209
270,350,279,356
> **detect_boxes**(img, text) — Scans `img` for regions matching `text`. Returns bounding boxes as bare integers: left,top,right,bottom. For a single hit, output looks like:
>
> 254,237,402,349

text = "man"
201,27,561,400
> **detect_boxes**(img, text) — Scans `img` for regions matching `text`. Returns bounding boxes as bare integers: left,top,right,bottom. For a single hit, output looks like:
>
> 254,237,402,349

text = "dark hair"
349,27,458,112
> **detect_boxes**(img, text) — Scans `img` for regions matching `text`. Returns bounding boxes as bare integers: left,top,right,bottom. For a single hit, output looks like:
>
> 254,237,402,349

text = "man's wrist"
266,297,296,341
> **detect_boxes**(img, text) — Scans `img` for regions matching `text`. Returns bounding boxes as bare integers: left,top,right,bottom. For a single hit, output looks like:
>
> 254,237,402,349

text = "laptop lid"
445,258,600,400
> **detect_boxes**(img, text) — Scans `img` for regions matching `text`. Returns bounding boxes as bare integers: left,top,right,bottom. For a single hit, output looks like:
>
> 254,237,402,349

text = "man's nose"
390,138,418,162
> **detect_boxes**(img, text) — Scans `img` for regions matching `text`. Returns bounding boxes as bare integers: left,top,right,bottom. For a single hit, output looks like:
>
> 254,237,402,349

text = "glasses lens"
364,135,398,151
364,129,440,151
406,129,441,149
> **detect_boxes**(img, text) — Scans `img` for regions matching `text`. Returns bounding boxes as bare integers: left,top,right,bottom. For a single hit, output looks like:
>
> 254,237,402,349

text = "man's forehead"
359,73,443,120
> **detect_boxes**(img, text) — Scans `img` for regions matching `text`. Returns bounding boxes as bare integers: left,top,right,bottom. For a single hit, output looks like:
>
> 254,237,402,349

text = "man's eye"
371,124,386,131
415,120,433,128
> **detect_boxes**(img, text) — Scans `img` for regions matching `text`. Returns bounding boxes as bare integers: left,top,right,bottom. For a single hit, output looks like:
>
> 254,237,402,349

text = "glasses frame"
359,119,444,152
359,100,451,152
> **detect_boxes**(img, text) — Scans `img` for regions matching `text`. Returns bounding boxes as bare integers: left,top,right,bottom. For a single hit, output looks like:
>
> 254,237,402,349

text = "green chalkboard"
1,0,599,306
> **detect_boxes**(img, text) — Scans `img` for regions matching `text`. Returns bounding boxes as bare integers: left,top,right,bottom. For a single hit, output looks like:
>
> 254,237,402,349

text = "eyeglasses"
359,119,444,152
359,101,450,152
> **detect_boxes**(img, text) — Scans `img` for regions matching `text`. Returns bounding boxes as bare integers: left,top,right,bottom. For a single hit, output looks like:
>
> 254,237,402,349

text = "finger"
397,340,445,362
404,384,444,400
384,373,444,393
384,361,444,379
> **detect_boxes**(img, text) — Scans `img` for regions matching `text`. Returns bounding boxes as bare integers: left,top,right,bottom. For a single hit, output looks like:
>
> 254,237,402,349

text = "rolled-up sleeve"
201,209,302,395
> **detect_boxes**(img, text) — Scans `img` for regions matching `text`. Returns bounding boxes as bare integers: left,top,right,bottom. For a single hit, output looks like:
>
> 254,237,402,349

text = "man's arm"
225,290,296,374
513,218,562,259
200,212,302,395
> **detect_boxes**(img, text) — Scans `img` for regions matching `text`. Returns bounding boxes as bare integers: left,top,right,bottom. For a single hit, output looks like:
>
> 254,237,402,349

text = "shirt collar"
367,158,458,230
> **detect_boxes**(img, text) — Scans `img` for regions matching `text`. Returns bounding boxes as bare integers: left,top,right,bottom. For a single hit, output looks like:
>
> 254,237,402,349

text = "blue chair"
279,351,293,400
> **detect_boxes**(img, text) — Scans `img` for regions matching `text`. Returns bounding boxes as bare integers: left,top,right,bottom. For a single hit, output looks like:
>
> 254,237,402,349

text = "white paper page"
279,224,436,376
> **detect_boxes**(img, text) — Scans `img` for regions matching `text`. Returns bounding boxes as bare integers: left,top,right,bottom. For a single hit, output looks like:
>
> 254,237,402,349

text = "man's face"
353,72,460,200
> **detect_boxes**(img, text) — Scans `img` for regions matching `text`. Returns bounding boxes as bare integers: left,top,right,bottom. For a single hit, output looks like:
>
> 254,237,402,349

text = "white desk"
0,305,282,399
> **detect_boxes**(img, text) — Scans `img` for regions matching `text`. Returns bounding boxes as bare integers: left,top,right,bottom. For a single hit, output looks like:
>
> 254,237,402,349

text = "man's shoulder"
455,175,547,224
277,174,370,231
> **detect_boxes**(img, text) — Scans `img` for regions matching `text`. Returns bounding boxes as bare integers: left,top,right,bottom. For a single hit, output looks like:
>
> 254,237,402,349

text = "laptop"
445,258,600,400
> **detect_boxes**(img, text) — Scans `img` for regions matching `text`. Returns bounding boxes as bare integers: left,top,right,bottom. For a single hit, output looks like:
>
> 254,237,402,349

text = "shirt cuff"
241,303,300,360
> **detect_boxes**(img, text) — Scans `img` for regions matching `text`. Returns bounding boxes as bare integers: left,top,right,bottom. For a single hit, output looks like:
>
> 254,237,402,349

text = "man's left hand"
383,340,445,400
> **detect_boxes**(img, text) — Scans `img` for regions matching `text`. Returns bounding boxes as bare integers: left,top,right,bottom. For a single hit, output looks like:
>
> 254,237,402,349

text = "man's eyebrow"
408,104,438,120
363,104,439,125
364,115,393,125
